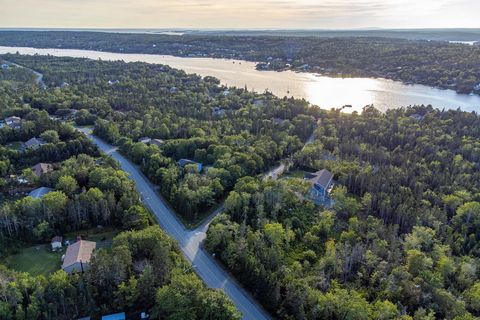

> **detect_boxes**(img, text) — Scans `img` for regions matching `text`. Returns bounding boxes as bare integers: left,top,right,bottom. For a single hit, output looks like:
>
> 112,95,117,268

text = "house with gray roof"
177,159,203,173
25,137,45,149
28,187,53,199
305,169,334,205
149,138,165,147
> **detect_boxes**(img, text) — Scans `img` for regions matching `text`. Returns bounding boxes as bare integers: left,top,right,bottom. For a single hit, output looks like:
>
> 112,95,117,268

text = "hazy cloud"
0,0,478,28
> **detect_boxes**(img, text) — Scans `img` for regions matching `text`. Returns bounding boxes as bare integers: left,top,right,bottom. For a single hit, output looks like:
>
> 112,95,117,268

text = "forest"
205,105,480,319
0,65,240,319
1,53,318,222
0,30,479,94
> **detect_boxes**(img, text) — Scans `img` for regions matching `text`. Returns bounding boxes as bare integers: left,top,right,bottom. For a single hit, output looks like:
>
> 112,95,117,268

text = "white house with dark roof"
62,240,96,274
305,169,334,205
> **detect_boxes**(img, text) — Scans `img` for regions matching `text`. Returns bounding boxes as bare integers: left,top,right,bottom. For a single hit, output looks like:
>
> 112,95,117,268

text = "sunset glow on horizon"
0,0,479,29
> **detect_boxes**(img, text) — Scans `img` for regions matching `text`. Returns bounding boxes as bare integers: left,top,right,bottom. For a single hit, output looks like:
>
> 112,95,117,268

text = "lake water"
1,46,480,113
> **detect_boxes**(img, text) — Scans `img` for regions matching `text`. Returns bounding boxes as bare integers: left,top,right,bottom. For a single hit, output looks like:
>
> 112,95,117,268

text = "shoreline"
1,45,480,112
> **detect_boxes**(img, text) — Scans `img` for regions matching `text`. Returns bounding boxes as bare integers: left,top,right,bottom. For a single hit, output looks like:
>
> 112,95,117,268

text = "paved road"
6,61,46,89
80,129,271,320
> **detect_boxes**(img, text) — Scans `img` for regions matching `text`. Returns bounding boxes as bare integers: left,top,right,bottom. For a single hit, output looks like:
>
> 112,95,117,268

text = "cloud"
0,0,478,28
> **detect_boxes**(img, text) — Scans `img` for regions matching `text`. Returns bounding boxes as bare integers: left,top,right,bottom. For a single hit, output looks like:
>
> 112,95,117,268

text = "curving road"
80,129,272,320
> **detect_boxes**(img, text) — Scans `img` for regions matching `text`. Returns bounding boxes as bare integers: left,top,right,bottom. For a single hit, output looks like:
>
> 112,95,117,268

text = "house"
138,137,152,144
149,138,165,147
25,137,45,149
1,63,8,70
177,159,202,172
62,240,96,274
102,313,126,320
51,236,63,251
170,86,178,94
28,187,53,199
5,116,21,128
32,163,54,177
108,80,120,85
474,83,480,91
222,89,230,96
305,169,334,205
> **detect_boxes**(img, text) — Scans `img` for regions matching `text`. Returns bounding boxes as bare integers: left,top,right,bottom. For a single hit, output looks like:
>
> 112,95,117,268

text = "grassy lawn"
5,245,63,276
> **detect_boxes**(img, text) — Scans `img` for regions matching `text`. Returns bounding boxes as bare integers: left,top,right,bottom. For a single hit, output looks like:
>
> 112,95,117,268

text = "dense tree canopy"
206,106,480,319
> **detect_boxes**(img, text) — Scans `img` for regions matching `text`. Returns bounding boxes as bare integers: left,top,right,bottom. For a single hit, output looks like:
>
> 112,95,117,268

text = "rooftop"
25,137,45,148
101,312,126,320
28,187,53,199
62,240,96,270
307,169,333,189
32,163,54,176
150,138,165,146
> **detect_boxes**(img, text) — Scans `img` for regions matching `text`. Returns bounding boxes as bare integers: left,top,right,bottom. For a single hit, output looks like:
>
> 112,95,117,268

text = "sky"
0,0,479,29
